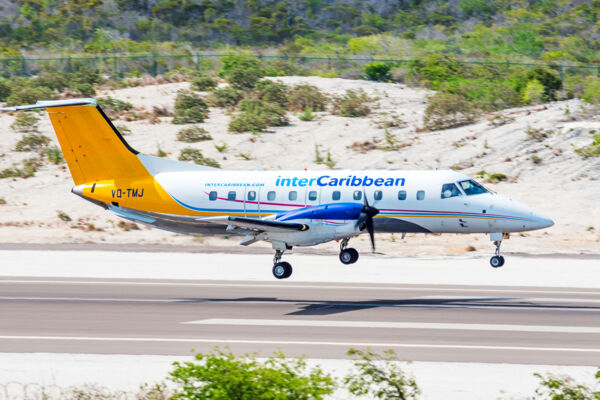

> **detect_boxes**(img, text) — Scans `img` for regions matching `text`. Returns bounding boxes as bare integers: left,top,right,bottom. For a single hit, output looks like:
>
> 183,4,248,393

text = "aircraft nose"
532,212,554,229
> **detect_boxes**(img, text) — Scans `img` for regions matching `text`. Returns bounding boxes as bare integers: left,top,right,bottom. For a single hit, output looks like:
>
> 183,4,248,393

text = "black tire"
339,249,354,265
490,256,503,268
347,248,359,264
273,262,292,279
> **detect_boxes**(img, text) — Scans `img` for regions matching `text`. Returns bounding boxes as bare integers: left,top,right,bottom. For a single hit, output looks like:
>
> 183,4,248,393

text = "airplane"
2,98,554,279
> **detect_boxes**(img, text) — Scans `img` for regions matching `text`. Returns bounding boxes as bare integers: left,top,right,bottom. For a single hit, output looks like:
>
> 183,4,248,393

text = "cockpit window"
458,179,489,196
441,183,462,199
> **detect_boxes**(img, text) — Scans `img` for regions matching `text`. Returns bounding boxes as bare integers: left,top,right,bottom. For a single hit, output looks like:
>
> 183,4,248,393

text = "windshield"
441,183,462,199
458,179,489,196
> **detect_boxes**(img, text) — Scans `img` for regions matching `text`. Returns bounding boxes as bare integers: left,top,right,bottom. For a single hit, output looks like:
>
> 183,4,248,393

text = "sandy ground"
0,77,599,256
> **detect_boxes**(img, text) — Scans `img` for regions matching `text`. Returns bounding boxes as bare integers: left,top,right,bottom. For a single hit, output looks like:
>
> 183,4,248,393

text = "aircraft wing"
197,216,309,233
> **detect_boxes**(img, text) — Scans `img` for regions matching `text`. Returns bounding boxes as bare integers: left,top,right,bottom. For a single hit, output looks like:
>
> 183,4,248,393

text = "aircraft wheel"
273,262,292,279
347,248,359,264
339,249,356,265
490,255,504,268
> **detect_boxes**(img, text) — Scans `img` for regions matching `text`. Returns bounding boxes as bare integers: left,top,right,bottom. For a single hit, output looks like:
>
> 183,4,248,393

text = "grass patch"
331,89,373,117
575,135,600,158
288,84,328,112
44,146,64,164
229,99,289,133
299,106,315,121
191,75,218,91
176,126,212,143
172,90,209,124
207,87,243,108
178,148,220,168
14,134,51,152
96,97,134,119
423,92,476,131
10,111,39,132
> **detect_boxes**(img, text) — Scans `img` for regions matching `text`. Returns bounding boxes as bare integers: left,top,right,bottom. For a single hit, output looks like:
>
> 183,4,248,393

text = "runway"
1,277,599,365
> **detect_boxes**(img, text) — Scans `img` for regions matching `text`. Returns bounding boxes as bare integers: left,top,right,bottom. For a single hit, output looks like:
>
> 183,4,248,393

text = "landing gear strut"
490,238,505,268
272,249,292,279
339,238,359,265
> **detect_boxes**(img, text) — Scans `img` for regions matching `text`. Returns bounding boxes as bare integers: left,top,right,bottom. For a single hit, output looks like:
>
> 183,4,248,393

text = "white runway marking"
0,335,598,353
1,279,599,296
184,319,600,334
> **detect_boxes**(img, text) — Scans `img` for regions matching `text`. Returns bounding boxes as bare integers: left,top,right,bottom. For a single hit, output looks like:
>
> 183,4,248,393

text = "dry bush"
15,133,51,152
287,84,328,112
331,89,373,117
176,126,212,142
423,92,477,131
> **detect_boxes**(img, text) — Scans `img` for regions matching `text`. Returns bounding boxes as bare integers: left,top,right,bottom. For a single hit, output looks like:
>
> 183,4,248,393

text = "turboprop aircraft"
2,98,554,279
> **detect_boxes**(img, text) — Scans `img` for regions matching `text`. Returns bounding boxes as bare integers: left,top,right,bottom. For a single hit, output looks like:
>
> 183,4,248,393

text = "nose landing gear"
272,249,292,279
339,238,359,265
489,234,505,268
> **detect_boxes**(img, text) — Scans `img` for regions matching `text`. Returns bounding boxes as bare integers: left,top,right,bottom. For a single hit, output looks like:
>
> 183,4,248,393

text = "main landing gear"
489,233,505,268
272,249,292,279
339,238,359,265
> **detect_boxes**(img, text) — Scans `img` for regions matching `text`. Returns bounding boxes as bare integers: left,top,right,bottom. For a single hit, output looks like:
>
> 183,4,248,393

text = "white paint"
185,318,600,334
1,335,598,353
0,353,597,400
1,250,599,289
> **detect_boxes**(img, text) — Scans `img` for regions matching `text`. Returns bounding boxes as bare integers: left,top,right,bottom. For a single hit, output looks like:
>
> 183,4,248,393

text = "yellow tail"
47,104,147,186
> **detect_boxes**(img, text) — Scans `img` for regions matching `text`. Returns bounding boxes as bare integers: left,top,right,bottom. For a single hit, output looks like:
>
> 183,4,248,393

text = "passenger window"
209,191,217,201
247,191,256,201
332,191,341,201
228,191,236,201
374,190,383,201
398,190,406,200
353,190,362,201
289,191,297,201
267,191,276,201
417,190,425,200
441,183,461,199
308,191,317,201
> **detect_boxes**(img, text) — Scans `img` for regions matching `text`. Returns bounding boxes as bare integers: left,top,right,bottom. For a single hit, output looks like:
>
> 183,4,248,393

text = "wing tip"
1,98,96,112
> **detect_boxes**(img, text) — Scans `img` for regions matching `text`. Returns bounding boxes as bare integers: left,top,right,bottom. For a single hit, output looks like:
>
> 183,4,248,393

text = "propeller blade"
366,214,375,252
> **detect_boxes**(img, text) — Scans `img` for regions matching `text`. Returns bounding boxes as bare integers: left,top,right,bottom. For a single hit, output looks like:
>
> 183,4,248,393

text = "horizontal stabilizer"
1,98,96,111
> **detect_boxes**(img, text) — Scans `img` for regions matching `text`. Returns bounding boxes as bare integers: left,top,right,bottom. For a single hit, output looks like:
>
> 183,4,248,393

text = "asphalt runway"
1,277,599,365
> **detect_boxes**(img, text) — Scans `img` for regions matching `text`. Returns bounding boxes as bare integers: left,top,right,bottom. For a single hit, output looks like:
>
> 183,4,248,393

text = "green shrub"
364,62,392,81
533,368,600,399
44,146,65,164
30,72,69,91
178,148,220,168
299,106,315,121
14,133,51,152
0,79,11,101
487,173,507,183
229,98,289,133
345,348,420,400
582,76,600,105
0,166,22,179
6,86,57,106
408,54,465,89
21,157,43,178
191,75,218,91
575,135,600,158
0,197,6,205
207,87,243,108
73,82,96,96
219,55,262,78
176,126,212,142
262,58,309,77
173,90,209,124
227,68,264,90
10,111,39,132
515,67,562,102
288,84,328,112
96,96,134,118
255,80,289,107
331,89,373,117
170,349,335,400
69,66,104,87
522,79,545,104
423,92,477,131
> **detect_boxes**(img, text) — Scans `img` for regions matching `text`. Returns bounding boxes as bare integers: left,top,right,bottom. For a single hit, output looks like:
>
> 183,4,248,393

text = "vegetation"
10,111,39,132
364,62,392,81
1,157,45,179
314,145,336,169
423,92,476,131
575,135,600,158
14,133,51,152
207,87,244,108
169,348,335,400
534,369,600,400
191,75,218,91
255,80,289,107
56,210,72,222
172,90,209,124
288,84,328,112
178,148,220,168
299,106,315,121
176,126,212,143
345,348,420,400
44,146,65,164
331,89,373,117
229,98,289,133
525,125,553,142
96,97,133,118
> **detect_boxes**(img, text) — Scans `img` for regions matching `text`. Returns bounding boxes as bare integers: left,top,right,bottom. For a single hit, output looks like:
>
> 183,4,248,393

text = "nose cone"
532,212,554,230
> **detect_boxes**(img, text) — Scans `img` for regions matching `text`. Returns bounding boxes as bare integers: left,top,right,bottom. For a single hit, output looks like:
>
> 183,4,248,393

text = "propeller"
358,189,379,252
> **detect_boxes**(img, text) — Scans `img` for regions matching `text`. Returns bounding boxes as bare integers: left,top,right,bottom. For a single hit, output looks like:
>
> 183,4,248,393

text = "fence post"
195,54,200,70
328,57,331,70
152,53,158,77
559,65,565,81
66,56,72,74
113,56,118,77
21,57,27,76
